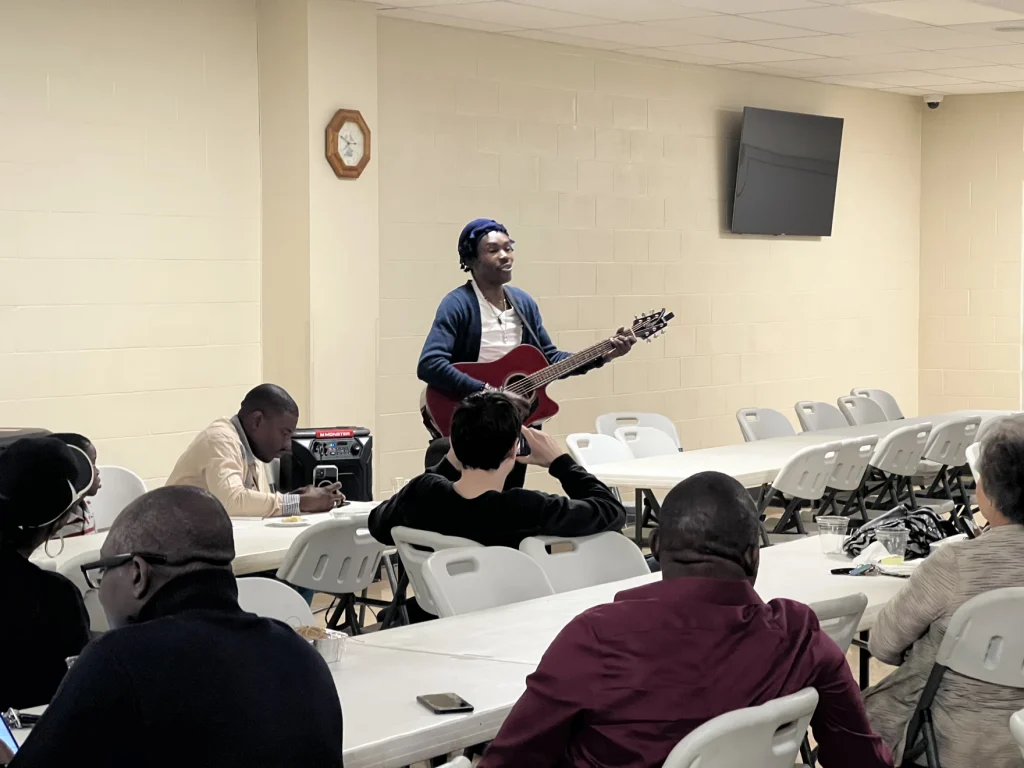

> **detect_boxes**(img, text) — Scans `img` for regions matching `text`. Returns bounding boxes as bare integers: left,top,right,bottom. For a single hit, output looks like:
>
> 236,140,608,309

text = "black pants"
425,437,527,490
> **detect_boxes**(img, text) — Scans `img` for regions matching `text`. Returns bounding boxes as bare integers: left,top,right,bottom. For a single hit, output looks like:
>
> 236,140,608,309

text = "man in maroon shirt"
479,471,893,768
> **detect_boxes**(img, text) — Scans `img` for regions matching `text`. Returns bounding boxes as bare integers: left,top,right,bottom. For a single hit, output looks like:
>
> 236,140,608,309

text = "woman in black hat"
0,437,95,710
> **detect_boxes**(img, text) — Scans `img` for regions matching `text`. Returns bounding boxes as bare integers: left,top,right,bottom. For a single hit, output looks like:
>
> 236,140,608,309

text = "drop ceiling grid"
363,0,1024,93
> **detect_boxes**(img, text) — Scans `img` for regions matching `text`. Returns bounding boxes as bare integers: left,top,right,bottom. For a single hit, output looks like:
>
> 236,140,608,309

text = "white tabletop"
590,410,1010,489
30,503,375,576
352,535,905,666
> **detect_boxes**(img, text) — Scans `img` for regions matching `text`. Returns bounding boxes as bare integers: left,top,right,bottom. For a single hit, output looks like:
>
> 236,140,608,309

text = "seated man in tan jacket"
167,384,343,518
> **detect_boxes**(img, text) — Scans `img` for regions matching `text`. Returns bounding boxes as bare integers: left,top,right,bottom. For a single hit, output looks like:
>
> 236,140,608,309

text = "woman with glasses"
0,437,95,710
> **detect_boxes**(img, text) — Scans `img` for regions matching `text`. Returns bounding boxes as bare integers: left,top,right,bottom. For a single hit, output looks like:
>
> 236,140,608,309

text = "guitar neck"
507,338,616,396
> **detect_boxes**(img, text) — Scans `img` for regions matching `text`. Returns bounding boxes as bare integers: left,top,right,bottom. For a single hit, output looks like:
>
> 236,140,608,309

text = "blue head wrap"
458,218,509,272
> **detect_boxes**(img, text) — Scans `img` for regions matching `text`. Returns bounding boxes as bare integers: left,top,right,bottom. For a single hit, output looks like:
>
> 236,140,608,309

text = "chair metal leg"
800,736,817,767
857,630,871,690
759,520,771,547
907,480,918,509
921,709,940,768
634,488,644,546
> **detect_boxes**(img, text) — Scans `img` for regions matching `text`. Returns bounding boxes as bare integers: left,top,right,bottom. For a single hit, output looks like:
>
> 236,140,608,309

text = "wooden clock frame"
325,109,371,179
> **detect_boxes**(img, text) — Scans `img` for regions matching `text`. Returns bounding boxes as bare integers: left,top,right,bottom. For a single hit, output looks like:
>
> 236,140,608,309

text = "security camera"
924,95,944,110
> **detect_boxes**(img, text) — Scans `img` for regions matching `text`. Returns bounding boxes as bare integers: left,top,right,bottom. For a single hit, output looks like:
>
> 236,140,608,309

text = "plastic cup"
391,477,408,495
817,516,850,555
876,528,910,563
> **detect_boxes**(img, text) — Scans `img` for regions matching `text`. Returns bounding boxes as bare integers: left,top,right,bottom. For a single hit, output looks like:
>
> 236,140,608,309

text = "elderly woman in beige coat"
864,415,1024,768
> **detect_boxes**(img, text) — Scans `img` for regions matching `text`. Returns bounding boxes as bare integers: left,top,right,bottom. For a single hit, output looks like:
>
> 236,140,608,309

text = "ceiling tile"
813,74,898,86
852,26,1008,49
506,28,632,48
933,81,1020,91
674,0,825,11
378,7,520,31
929,62,1024,79
622,47,737,64
719,61,817,75
942,43,1024,62
564,23,724,47
855,1,1024,25
745,6,927,32
842,50,990,68
506,0,717,23
754,55,903,73
941,21,1024,40
756,32,911,54
665,41,821,61
370,0,483,6
880,85,934,93
420,1,613,28
978,0,1024,11
864,69,978,85
666,14,821,40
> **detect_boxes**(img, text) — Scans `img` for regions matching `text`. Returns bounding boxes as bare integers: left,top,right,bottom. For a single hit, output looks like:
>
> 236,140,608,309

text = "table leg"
635,488,644,546
858,630,870,690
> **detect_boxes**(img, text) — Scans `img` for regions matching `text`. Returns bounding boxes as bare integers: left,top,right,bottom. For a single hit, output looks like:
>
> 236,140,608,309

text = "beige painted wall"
374,19,923,490
919,94,1023,413
0,0,261,486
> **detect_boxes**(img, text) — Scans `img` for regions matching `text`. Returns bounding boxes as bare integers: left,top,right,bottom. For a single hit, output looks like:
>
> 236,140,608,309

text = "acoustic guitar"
421,308,675,438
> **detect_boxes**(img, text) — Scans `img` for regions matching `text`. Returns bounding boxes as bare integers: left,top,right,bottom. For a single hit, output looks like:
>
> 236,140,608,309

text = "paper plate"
265,519,311,528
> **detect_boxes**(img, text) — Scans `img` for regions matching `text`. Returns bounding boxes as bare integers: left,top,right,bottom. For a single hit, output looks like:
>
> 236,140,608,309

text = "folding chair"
596,411,681,449
236,576,315,627
275,518,385,634
837,395,888,426
869,422,932,510
901,587,1024,767
520,532,649,593
1011,709,1024,759
567,433,650,546
422,546,554,618
662,688,819,768
90,465,147,531
817,436,878,523
795,401,848,432
919,417,980,509
736,407,796,442
389,527,481,625
757,441,841,544
851,387,905,420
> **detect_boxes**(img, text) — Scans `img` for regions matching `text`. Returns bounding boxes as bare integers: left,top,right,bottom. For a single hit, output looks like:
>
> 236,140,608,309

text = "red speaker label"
315,429,355,439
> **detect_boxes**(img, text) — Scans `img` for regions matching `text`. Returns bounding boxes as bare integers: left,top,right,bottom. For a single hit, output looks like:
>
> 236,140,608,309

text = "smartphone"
517,435,531,457
959,513,983,539
831,563,876,576
313,465,339,487
416,693,474,715
0,715,20,757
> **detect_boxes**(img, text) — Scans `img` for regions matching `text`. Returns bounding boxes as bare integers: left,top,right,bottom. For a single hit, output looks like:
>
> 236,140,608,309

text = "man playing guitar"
418,218,636,489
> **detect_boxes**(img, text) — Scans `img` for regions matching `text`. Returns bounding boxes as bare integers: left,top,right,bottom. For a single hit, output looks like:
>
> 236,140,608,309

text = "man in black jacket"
6,486,343,768
370,391,626,549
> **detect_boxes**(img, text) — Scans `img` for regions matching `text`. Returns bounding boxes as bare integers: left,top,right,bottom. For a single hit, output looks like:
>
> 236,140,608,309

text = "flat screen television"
730,107,844,237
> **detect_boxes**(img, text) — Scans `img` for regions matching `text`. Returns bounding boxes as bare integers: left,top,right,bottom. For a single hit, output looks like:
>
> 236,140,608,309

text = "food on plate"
282,515,302,523
296,625,329,641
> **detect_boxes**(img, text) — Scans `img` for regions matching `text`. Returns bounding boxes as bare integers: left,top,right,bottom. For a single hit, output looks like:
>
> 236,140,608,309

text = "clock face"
338,121,365,167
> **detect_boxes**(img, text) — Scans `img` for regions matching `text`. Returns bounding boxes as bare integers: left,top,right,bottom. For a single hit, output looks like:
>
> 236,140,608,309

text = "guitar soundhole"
503,374,539,420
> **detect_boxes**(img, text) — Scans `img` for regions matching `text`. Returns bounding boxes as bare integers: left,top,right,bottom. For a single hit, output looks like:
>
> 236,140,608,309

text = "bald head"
654,471,761,581
105,485,235,562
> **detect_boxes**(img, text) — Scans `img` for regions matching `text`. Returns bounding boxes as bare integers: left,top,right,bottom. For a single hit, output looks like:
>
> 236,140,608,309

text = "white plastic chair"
662,687,819,768
869,422,932,509
236,576,315,627
596,412,681,450
919,416,981,505
1011,709,1024,759
757,441,841,543
276,518,384,633
519,532,650,593
436,759,471,768
566,434,650,545
390,527,481,618
736,408,796,442
614,426,679,459
566,433,634,466
794,401,847,432
58,550,109,633
851,387,904,420
837,395,888,427
422,546,554,618
902,587,1024,767
810,593,867,654
89,465,147,531
818,436,878,521
966,442,980,478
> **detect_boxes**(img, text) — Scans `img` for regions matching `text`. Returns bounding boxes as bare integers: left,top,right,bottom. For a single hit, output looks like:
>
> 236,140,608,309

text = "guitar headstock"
631,309,675,342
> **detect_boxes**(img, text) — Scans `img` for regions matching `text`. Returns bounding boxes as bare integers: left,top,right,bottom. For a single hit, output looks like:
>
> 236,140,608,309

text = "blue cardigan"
417,282,603,397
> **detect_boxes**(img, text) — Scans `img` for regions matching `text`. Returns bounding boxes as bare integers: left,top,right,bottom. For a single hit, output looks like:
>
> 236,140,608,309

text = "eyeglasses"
79,553,232,589
80,552,168,589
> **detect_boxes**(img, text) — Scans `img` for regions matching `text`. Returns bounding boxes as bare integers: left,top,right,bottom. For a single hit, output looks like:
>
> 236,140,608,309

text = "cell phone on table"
831,563,876,576
0,715,20,758
416,693,474,715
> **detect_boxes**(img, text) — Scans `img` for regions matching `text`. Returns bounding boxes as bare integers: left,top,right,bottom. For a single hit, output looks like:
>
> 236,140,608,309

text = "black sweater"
10,570,343,768
368,454,626,548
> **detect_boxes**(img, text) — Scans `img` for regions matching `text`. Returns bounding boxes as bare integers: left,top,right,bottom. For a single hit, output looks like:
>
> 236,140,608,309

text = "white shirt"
471,278,522,363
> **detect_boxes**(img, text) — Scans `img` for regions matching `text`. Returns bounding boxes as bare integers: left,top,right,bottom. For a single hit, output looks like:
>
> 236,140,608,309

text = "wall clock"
326,109,371,179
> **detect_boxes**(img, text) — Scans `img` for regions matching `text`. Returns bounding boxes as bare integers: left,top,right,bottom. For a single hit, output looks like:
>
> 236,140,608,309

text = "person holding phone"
369,390,625,570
